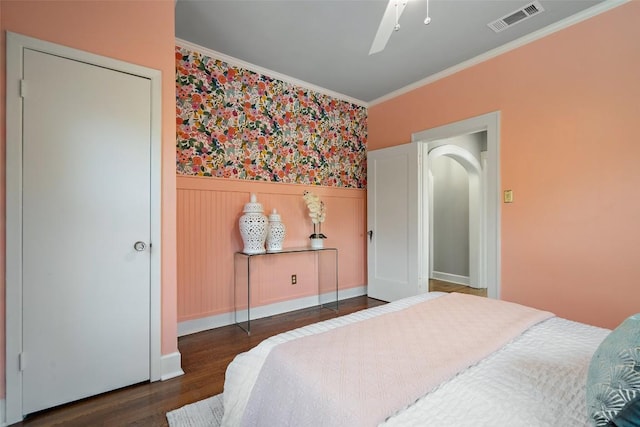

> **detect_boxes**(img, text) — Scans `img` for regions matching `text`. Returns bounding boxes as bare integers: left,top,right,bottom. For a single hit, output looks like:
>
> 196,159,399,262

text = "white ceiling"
175,0,610,105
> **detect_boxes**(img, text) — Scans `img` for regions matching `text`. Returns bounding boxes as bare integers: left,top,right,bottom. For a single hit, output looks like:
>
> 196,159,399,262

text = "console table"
234,247,338,334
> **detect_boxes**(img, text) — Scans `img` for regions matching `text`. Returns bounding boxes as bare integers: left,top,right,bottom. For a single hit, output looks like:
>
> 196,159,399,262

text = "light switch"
504,190,513,203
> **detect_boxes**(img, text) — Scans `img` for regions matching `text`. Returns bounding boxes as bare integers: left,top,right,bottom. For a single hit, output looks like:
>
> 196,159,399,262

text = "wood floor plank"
429,279,488,297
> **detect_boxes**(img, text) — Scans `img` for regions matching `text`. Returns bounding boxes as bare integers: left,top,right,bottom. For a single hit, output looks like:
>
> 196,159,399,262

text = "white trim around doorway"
412,111,501,299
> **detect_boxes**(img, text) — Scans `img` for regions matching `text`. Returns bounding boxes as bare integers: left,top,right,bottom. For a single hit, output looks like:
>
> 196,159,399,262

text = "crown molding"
369,0,629,106
175,38,368,108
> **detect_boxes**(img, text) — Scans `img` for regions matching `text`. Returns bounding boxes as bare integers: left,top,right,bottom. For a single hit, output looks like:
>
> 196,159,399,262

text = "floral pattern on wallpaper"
176,46,367,188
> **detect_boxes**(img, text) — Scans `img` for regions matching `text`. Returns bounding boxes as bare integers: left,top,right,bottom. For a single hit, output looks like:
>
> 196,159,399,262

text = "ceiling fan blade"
369,0,408,55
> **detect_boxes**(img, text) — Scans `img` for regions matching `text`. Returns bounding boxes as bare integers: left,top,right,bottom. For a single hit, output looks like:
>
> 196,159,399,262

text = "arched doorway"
366,112,500,301
428,143,484,288
413,111,500,299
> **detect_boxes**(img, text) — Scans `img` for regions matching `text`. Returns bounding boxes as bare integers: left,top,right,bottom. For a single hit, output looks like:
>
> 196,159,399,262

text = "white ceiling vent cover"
488,1,545,33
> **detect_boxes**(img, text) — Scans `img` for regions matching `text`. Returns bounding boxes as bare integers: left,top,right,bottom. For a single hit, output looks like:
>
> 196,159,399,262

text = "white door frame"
5,32,163,423
413,112,501,299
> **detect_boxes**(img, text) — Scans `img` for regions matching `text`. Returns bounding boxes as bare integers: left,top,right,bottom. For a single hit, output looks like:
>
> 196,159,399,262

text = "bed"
220,292,637,427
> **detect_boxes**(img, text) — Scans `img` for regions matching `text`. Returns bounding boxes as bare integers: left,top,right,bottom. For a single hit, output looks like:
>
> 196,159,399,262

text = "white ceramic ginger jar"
266,209,286,252
239,194,268,254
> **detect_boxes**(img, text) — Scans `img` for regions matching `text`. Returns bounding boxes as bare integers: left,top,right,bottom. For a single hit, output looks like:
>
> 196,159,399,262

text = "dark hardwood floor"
15,296,385,426
16,281,482,426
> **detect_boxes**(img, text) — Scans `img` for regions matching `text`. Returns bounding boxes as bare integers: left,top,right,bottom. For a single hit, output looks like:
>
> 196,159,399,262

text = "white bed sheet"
221,292,609,427
384,317,608,426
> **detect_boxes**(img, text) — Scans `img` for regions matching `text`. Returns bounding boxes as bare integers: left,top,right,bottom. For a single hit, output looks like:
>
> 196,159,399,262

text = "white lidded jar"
238,193,268,254
266,209,286,252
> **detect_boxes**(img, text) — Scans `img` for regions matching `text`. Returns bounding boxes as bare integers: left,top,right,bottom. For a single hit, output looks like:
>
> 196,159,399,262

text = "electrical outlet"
291,274,297,285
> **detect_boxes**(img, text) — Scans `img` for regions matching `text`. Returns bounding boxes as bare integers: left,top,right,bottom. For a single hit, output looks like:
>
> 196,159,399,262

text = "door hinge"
19,352,26,371
20,79,27,98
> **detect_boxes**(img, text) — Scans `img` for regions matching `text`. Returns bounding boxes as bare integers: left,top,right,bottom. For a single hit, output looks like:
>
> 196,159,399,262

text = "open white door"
367,143,425,301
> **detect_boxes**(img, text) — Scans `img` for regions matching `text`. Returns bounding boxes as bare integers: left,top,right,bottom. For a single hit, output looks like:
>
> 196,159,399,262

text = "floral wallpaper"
176,46,367,188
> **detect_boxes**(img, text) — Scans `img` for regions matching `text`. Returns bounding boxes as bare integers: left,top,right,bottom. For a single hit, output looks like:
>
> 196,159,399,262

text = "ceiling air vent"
488,1,545,33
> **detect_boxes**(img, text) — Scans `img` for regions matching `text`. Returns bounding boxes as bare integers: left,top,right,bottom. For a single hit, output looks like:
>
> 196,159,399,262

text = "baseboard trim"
432,271,471,286
160,352,184,381
338,285,367,299
178,286,367,337
178,312,235,337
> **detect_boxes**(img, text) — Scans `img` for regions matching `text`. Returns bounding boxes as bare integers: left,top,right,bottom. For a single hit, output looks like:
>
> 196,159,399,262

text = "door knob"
133,241,147,252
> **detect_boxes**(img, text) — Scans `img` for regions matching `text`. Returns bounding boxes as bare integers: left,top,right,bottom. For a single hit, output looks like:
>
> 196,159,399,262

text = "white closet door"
21,49,151,414
367,143,424,301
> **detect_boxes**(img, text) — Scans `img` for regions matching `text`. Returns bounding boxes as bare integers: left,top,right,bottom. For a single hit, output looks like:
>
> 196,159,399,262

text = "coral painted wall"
0,0,178,398
368,2,640,329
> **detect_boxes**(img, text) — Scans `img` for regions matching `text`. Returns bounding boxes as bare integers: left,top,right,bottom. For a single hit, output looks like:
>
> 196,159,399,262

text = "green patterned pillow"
609,395,640,427
586,314,640,427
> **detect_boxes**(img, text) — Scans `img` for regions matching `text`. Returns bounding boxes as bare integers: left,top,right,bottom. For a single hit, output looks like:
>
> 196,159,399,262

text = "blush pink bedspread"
240,293,553,427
